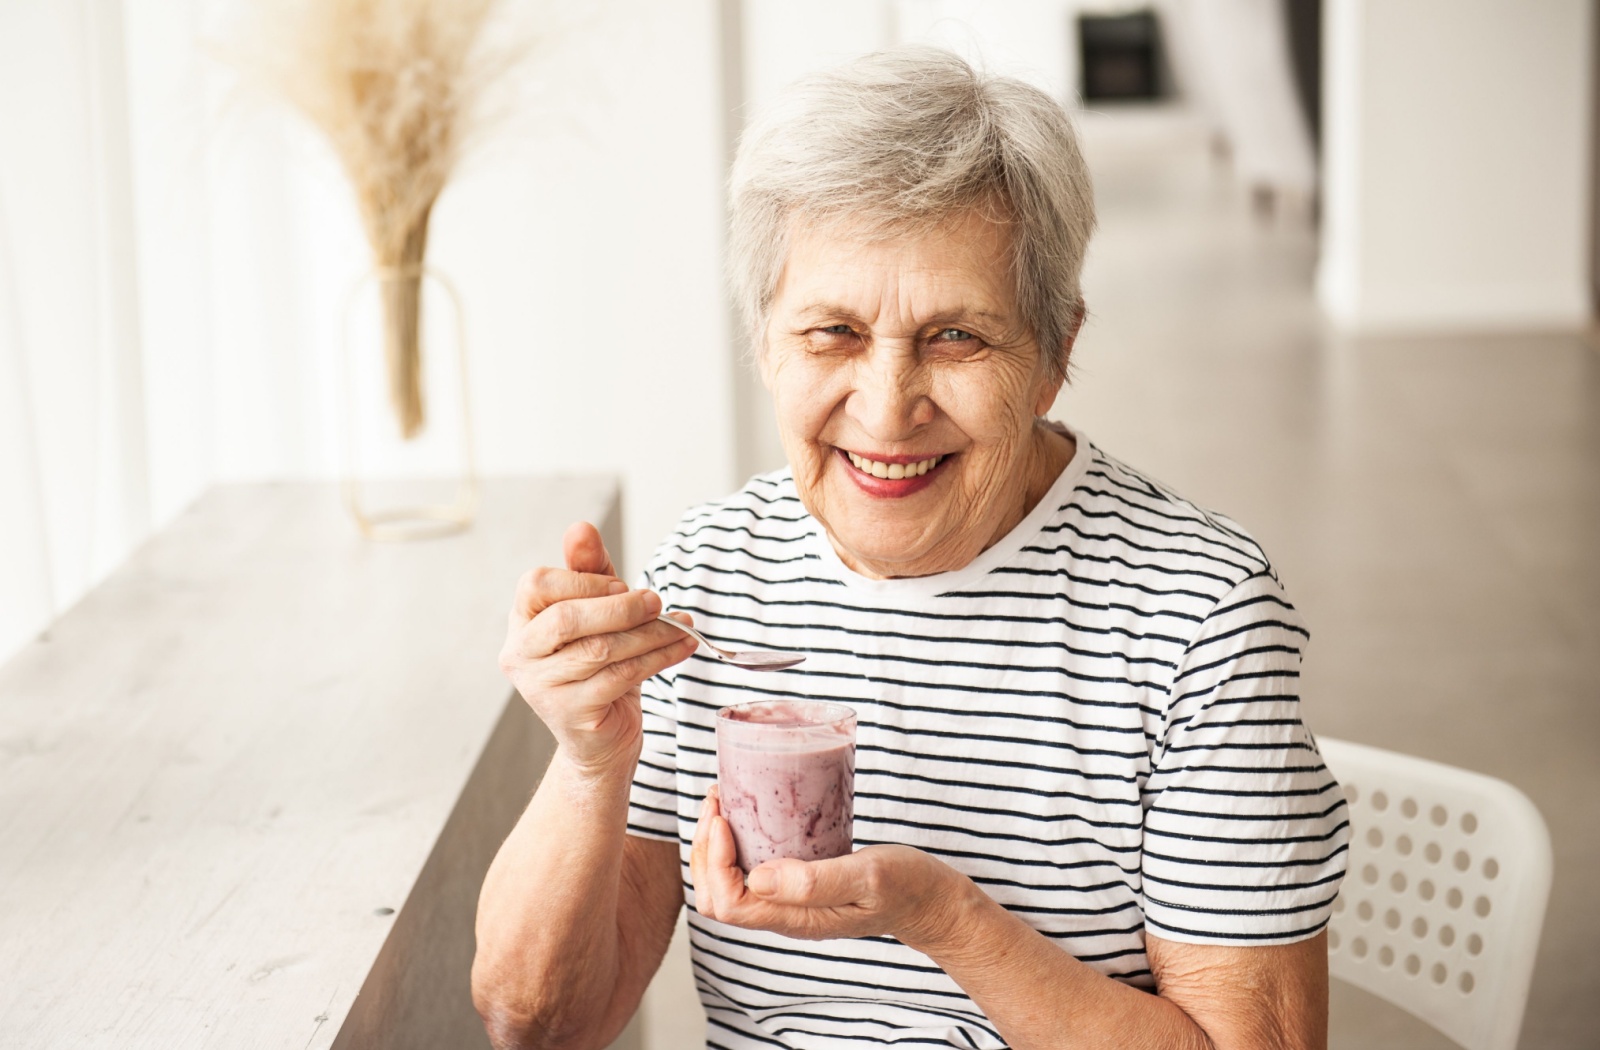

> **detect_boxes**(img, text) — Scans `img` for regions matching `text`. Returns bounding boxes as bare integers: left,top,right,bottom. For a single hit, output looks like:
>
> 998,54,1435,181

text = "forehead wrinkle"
777,211,1022,333
896,293,1015,328
892,267,1016,335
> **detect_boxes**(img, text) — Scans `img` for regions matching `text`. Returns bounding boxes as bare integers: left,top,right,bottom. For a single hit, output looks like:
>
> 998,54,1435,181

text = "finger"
523,589,665,660
582,630,699,694
706,811,749,911
563,521,620,578
746,854,866,908
526,632,695,723
535,615,695,677
511,566,626,624
690,787,719,918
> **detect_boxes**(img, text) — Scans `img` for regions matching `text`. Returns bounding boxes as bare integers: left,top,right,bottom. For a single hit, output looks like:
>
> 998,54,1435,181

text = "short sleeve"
1140,571,1350,945
626,566,682,843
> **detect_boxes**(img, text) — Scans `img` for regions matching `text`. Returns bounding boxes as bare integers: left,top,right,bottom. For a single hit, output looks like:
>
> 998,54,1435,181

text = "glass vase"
338,267,479,541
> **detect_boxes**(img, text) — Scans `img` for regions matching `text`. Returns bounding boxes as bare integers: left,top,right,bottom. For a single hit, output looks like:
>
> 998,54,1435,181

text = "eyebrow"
792,303,1013,326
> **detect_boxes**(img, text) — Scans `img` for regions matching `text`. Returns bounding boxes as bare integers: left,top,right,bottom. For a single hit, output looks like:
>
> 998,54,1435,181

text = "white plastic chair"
1318,737,1552,1050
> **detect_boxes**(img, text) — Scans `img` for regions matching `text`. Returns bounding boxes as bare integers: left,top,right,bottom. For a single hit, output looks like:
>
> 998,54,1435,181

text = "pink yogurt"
715,700,857,873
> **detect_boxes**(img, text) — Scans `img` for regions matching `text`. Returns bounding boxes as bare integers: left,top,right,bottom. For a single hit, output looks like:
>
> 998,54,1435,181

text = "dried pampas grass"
228,0,524,438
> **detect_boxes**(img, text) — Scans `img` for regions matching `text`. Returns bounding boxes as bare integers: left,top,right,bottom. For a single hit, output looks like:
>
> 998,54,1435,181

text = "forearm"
905,880,1211,1050
473,744,638,1049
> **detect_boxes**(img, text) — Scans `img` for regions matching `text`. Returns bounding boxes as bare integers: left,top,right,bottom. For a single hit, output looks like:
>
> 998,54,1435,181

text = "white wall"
189,0,741,579
1318,0,1594,332
426,2,739,578
1,0,740,664
0,1,152,658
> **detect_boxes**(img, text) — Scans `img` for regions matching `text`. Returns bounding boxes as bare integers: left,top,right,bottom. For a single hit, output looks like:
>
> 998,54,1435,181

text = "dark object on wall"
1283,0,1322,153
1079,10,1169,102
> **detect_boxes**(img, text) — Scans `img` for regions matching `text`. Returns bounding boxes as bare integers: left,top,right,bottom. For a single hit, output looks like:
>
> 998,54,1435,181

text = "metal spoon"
656,613,806,671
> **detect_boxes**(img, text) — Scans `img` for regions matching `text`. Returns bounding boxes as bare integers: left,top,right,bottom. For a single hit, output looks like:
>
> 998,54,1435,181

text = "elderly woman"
474,47,1347,1050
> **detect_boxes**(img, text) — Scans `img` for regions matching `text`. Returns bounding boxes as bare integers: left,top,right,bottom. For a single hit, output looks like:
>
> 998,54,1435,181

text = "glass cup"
715,700,857,873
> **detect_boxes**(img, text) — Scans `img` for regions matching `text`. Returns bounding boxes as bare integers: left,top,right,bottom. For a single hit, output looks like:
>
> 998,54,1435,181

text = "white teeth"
846,451,944,479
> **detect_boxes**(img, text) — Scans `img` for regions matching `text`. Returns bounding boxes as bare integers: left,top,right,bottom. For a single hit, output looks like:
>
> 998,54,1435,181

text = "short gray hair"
728,46,1096,380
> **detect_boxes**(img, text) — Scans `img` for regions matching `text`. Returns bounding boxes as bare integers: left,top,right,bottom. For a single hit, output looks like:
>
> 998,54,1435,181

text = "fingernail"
607,580,627,595
640,590,662,613
747,868,776,896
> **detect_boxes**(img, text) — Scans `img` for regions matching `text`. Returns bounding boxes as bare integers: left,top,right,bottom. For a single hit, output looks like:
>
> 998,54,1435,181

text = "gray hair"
728,45,1096,380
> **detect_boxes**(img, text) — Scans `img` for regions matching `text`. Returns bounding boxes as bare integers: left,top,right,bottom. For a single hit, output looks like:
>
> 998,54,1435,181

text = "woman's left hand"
689,785,972,946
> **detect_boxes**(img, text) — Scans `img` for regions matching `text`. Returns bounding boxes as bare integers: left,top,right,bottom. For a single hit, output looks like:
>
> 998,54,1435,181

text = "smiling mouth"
843,450,946,480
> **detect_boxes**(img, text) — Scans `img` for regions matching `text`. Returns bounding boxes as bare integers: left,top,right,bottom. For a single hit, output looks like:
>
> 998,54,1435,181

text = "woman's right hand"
498,521,698,775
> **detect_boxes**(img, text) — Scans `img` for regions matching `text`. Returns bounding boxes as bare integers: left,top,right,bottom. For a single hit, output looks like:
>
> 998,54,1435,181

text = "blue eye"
821,324,854,335
935,328,974,341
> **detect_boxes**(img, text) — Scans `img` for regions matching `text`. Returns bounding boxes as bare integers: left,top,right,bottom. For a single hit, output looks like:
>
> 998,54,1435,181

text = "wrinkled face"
761,209,1069,579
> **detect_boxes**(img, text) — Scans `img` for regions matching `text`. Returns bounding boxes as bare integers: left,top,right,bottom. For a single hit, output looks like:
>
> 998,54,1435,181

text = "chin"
801,458,952,567
830,517,937,570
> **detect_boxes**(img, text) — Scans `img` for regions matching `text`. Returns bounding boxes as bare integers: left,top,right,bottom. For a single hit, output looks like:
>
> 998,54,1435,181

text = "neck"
996,419,1075,547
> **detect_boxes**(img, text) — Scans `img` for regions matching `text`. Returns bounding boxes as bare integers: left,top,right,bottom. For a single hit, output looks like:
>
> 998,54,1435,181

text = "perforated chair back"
1319,737,1552,1050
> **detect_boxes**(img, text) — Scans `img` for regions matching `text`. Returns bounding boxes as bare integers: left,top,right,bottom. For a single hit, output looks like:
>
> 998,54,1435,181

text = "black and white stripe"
629,433,1349,1048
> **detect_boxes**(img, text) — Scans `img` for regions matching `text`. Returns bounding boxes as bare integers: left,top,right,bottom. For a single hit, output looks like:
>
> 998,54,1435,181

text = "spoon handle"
656,612,717,653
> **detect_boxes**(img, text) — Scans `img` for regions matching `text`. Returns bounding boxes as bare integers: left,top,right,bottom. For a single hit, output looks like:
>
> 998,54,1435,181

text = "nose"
846,343,934,440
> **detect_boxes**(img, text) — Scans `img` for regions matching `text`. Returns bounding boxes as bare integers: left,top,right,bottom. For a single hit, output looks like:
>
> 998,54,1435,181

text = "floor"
633,112,1600,1049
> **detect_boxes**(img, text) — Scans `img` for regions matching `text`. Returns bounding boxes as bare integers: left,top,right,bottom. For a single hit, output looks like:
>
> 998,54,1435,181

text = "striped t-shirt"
627,430,1349,1049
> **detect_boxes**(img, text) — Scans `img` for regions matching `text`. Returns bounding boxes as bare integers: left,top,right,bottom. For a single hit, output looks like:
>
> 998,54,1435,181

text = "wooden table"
0,480,619,1049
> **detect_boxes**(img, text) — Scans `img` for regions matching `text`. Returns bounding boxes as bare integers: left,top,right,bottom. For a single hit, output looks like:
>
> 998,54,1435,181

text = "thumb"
746,856,861,907
563,521,619,578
